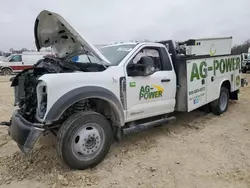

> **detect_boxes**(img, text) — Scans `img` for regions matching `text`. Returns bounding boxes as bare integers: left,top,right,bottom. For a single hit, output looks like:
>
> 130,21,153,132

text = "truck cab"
97,42,177,122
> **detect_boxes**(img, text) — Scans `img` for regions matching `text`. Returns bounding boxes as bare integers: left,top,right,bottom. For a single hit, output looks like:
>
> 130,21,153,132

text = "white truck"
1,10,247,170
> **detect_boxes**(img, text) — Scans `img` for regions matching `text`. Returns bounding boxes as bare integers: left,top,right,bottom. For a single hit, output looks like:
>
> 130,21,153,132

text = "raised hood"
34,10,110,64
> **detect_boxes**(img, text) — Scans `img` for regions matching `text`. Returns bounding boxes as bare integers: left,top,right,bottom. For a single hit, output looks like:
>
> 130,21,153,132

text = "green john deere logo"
139,85,164,100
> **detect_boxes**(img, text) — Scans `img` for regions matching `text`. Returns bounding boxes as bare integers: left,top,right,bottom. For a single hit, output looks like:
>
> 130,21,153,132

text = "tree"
231,39,250,55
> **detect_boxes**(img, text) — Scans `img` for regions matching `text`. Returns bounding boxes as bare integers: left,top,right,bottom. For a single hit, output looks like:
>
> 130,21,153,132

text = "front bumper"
8,110,45,154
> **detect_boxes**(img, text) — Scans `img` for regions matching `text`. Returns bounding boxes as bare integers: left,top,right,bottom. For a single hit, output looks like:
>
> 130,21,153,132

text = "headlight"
36,81,47,120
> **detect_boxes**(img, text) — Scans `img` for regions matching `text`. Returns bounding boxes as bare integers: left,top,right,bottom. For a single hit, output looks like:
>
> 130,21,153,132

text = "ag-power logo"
139,85,164,100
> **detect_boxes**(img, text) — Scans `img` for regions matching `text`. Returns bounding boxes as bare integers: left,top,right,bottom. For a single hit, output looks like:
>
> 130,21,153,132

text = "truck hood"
34,10,110,64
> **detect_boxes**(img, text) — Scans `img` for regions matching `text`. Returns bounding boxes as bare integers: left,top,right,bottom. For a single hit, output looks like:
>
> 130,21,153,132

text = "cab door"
125,46,176,122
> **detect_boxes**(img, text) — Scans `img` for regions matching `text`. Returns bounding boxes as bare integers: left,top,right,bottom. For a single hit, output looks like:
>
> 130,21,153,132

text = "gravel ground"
0,75,250,188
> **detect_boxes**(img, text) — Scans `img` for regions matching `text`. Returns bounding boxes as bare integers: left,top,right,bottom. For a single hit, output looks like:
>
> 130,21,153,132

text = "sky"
0,0,249,51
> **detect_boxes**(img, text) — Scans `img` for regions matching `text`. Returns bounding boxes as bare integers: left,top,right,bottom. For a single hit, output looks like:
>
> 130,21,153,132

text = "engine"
11,57,70,122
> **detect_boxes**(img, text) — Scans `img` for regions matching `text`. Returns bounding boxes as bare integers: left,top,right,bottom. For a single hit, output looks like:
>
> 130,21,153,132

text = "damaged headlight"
36,81,47,120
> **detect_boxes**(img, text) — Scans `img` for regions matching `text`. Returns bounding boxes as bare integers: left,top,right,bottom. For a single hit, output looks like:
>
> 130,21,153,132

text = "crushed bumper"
8,110,45,154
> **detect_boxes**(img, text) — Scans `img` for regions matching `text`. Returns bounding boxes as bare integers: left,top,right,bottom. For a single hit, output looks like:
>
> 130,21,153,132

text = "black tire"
56,111,113,170
1,68,12,75
210,87,229,115
242,67,247,73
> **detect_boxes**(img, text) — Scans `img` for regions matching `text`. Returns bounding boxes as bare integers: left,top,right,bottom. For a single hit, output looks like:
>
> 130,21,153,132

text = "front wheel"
1,68,12,75
56,111,113,170
210,87,229,115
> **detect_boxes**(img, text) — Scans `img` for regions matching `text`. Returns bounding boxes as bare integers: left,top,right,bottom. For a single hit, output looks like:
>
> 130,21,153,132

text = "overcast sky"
0,0,249,51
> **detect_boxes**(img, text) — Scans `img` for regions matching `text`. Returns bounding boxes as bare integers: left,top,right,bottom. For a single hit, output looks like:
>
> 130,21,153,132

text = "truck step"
122,116,176,135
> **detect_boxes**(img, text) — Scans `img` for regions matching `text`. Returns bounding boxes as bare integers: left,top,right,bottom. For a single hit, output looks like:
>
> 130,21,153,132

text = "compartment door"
186,59,207,112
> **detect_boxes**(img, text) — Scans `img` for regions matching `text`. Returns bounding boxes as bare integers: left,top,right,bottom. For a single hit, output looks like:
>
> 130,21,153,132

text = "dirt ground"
0,75,250,188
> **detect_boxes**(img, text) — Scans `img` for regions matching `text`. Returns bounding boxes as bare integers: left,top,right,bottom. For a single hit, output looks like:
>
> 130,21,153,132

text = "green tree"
231,39,250,55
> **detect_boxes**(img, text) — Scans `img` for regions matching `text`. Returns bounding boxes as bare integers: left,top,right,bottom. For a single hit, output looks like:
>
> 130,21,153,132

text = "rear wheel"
56,111,113,170
1,68,12,75
211,87,229,115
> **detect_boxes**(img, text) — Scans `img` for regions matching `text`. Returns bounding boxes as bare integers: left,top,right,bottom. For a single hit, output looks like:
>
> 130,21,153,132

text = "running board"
122,116,176,135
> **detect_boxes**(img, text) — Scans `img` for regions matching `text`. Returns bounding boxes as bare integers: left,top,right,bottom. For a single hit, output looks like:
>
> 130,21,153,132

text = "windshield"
99,44,137,65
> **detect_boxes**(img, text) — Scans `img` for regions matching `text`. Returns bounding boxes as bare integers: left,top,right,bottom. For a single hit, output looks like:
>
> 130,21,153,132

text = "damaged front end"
7,56,81,153
7,58,62,153
8,110,45,154
7,55,106,153
3,9,111,154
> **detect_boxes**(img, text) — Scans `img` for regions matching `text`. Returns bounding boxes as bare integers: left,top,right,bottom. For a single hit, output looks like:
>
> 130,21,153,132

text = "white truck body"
186,55,240,111
4,9,246,170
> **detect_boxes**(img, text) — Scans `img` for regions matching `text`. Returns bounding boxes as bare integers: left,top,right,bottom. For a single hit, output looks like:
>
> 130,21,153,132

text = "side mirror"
127,56,155,77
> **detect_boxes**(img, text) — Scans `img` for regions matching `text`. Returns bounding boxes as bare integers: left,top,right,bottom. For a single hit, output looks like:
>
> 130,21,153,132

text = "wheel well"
221,80,231,91
221,80,232,98
61,98,121,128
1,67,12,72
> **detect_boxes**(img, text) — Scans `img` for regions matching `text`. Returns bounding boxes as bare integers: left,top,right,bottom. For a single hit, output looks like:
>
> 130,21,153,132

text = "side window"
10,55,22,62
130,48,162,71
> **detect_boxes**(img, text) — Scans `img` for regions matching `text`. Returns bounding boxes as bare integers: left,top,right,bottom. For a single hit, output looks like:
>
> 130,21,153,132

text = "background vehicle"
2,10,247,170
0,51,54,75
241,49,250,73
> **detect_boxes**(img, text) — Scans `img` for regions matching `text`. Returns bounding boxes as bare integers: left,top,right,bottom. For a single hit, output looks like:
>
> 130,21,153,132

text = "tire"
1,68,12,75
56,111,113,170
210,87,229,115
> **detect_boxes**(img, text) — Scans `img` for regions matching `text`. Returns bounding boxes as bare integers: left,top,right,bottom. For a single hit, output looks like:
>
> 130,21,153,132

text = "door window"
127,48,163,77
132,48,162,70
9,55,22,62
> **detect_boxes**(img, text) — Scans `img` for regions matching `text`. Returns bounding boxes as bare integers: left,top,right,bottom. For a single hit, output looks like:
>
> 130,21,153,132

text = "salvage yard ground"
0,75,250,188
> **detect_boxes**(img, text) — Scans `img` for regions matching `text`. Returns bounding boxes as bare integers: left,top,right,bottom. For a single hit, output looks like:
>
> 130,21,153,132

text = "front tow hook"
0,122,11,127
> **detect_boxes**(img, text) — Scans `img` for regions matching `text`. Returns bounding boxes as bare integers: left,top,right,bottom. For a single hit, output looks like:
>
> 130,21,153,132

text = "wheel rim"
71,123,105,161
3,70,11,75
219,92,228,111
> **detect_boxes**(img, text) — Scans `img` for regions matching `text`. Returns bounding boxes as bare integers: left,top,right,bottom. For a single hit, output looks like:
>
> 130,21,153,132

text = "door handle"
211,76,214,82
201,79,205,85
161,79,171,82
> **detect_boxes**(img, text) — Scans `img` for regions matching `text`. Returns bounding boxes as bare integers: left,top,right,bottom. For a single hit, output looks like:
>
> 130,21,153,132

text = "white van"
0,52,54,75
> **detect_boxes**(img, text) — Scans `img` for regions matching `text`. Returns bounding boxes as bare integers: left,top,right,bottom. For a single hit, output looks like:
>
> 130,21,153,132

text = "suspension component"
73,100,90,113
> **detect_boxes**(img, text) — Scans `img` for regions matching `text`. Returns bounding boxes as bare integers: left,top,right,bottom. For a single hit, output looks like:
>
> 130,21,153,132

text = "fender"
1,66,13,71
44,86,125,126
